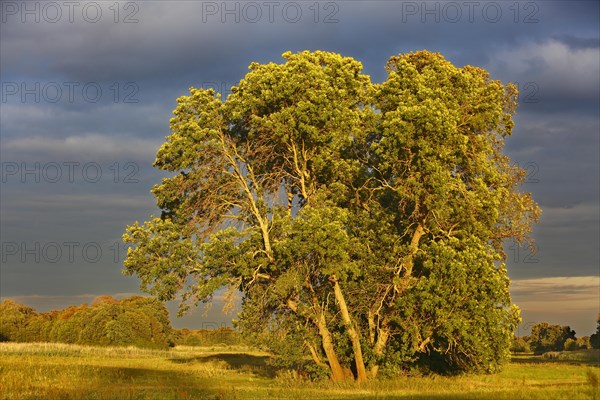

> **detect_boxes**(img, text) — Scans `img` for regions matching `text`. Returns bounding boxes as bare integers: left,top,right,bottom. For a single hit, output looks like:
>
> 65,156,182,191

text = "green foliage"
173,327,242,346
511,337,531,353
0,296,173,348
395,238,520,374
577,336,592,350
123,50,540,379
564,338,578,351
0,301,36,342
529,322,576,355
591,314,600,349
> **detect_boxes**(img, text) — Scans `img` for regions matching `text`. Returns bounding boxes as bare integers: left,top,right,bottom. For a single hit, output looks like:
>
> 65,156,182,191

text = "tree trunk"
402,222,425,277
367,310,376,345
305,340,329,370
316,311,346,382
369,319,390,378
287,298,345,382
331,275,368,382
371,222,425,378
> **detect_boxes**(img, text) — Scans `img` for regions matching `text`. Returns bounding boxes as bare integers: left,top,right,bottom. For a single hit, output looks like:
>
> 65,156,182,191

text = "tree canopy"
123,50,540,380
0,296,173,349
528,322,577,354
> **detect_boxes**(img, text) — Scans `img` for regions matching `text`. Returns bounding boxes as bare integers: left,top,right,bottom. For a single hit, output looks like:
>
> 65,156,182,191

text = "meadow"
0,342,598,400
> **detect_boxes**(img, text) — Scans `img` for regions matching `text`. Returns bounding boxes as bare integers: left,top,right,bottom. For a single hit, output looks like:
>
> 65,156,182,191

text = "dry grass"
0,343,598,399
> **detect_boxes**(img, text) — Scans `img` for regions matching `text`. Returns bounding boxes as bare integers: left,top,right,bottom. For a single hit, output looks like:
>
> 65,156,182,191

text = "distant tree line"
173,327,243,346
0,296,173,349
512,317,600,354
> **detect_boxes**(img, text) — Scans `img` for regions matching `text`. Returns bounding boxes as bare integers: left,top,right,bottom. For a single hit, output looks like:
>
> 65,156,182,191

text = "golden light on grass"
0,342,598,399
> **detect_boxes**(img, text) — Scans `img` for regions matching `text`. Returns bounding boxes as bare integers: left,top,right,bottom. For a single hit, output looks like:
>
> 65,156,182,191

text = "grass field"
0,343,598,400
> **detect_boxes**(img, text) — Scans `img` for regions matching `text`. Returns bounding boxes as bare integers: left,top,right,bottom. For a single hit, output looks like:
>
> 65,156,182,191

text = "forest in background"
0,297,241,349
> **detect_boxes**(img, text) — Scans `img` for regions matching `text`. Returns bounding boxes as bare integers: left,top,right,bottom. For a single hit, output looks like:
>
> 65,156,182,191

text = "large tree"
123,50,540,380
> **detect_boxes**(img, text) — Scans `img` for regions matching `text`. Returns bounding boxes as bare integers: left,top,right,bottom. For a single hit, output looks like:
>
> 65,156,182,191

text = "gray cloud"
1,134,162,161
486,38,600,115
554,35,600,50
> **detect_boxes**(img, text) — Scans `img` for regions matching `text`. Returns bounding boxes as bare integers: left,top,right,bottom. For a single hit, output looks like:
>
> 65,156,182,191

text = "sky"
0,0,598,335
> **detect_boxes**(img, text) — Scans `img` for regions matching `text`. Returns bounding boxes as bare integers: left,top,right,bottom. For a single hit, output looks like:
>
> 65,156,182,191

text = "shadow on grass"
171,352,277,378
96,364,214,386
16,364,219,400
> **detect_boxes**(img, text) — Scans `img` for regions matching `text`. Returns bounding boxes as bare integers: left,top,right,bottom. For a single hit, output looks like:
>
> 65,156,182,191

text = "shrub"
511,337,531,353
577,336,591,350
564,338,578,351
542,351,560,360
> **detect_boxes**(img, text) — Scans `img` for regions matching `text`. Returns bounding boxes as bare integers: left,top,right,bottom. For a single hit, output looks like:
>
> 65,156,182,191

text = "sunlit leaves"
122,50,540,377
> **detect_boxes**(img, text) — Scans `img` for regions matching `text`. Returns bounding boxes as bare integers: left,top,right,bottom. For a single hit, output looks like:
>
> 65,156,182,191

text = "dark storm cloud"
506,112,599,206
1,0,598,330
554,34,600,50
485,37,600,116
3,2,598,117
